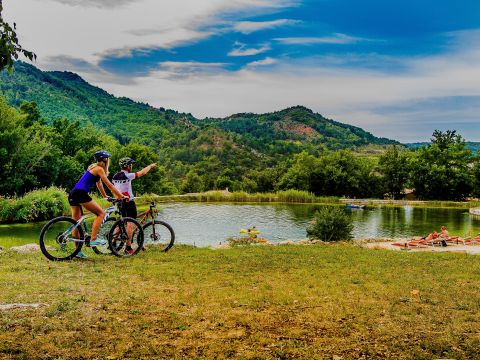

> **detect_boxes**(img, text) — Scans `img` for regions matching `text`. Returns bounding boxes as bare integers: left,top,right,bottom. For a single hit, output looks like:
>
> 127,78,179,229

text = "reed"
143,190,340,204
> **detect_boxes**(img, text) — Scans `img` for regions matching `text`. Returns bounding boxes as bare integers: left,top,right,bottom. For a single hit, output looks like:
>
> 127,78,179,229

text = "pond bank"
150,192,480,208
2,203,480,249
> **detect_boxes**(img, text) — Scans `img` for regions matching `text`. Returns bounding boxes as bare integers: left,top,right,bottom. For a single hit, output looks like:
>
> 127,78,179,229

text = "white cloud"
3,0,292,65
247,57,277,67
228,42,271,56
153,61,228,80
46,0,138,8
4,1,480,141
275,33,369,45
90,31,480,142
233,19,300,34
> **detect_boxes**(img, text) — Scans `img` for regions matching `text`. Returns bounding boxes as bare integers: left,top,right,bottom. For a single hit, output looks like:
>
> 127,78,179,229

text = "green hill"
0,62,397,155
0,62,400,195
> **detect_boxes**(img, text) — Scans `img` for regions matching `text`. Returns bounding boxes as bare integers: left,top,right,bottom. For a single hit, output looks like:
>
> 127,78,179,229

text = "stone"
0,303,46,310
9,244,41,253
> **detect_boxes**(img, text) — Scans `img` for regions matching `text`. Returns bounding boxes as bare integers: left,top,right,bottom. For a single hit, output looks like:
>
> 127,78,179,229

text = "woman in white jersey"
112,157,156,254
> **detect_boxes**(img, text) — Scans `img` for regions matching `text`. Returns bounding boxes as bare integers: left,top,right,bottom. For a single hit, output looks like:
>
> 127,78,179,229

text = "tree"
410,130,474,200
114,142,167,195
277,151,317,191
0,0,36,72
431,130,462,151
181,170,204,193
378,145,410,199
312,150,379,198
19,101,44,126
472,157,480,199
0,98,54,194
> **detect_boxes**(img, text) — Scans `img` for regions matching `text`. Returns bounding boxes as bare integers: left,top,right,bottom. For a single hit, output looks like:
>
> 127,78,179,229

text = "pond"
1,203,479,248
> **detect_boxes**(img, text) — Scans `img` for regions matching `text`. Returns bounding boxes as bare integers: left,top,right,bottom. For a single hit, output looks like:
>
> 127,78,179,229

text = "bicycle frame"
62,204,120,242
137,201,157,225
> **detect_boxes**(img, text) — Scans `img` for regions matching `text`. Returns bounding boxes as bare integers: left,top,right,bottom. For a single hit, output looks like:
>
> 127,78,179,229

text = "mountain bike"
137,201,175,252
39,198,144,261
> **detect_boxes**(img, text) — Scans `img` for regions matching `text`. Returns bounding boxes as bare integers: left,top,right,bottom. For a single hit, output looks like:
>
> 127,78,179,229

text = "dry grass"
1,244,480,359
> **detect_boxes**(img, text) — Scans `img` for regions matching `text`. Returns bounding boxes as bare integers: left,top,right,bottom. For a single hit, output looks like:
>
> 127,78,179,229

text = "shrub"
0,197,15,221
306,206,353,241
0,187,69,222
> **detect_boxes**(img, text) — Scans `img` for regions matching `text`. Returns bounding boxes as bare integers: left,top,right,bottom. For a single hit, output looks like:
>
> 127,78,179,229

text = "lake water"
1,203,479,248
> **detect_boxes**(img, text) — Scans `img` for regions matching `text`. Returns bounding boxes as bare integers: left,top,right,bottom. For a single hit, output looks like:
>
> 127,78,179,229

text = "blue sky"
5,0,480,141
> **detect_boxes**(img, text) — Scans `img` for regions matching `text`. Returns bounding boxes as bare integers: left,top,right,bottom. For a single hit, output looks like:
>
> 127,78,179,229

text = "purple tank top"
73,170,100,193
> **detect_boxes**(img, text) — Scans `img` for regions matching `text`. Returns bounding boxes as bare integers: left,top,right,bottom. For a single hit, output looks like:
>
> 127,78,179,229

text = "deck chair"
392,238,428,248
455,235,480,245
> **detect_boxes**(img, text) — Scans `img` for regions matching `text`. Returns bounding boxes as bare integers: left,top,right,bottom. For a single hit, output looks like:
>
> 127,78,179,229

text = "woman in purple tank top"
68,150,125,256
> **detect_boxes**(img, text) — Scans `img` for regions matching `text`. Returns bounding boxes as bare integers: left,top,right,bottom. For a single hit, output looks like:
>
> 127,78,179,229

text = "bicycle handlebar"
105,196,143,202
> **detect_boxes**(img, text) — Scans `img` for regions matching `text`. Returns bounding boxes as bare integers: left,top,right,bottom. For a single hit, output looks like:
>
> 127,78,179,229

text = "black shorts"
121,200,137,219
68,189,92,206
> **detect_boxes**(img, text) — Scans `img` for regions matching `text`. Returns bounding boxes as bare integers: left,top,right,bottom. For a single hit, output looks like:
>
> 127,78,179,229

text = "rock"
0,303,46,310
9,244,41,253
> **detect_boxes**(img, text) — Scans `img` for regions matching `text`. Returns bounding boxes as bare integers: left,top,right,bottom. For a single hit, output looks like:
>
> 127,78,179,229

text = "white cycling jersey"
112,170,138,199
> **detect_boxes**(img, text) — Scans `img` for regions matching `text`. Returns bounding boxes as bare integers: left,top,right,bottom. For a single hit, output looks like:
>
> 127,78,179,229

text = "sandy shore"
360,239,480,254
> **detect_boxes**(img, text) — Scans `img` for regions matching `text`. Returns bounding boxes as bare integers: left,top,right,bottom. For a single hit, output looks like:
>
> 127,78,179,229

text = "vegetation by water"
307,207,354,241
0,187,69,222
148,189,339,204
1,245,480,358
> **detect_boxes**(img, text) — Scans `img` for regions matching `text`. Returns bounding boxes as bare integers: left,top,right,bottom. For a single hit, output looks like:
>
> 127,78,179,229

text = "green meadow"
1,244,479,359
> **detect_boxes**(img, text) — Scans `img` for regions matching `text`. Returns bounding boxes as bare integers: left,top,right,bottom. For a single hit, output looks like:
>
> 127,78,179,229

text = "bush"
0,187,69,222
307,206,353,241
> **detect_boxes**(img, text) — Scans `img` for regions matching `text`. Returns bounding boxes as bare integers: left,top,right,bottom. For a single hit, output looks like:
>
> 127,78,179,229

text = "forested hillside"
7,62,455,199
0,62,397,151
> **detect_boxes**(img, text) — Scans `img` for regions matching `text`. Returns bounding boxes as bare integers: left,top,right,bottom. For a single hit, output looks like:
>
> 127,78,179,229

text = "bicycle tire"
108,217,144,258
143,220,175,252
92,217,117,255
39,216,84,261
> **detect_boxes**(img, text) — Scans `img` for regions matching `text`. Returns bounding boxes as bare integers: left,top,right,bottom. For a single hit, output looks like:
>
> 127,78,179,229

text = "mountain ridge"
0,61,398,151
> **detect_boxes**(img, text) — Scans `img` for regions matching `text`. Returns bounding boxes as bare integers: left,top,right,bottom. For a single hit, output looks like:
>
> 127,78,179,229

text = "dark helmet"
93,150,111,161
119,157,135,168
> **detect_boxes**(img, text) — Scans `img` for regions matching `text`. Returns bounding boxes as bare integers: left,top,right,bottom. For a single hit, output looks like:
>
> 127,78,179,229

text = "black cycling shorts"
121,200,137,219
68,189,92,206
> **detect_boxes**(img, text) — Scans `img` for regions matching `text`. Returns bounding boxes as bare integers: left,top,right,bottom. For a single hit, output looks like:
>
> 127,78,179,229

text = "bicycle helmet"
93,150,111,161
119,157,135,168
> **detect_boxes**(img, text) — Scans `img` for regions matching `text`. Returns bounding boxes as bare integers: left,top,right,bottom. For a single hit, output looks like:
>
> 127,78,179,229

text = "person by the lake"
440,226,449,238
439,226,449,246
112,157,156,254
423,231,439,241
68,150,125,259
247,226,258,239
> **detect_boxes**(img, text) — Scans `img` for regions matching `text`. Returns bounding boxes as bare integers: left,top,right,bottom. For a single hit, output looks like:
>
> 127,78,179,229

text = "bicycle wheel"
143,220,175,252
39,216,84,261
92,217,117,255
108,217,144,258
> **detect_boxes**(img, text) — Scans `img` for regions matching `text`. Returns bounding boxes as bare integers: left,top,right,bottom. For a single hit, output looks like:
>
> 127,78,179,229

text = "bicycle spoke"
143,220,175,252
39,217,84,261
109,217,144,257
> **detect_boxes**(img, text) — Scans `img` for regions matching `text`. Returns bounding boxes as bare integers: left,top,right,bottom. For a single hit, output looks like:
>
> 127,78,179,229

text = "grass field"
1,244,480,359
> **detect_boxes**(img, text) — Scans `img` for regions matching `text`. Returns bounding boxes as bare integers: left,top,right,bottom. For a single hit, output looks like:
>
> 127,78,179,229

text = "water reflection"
156,204,480,246
1,203,480,248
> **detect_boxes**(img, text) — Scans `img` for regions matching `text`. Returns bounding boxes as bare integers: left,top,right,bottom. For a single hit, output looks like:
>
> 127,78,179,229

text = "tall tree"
410,130,474,200
0,0,36,72
378,145,410,199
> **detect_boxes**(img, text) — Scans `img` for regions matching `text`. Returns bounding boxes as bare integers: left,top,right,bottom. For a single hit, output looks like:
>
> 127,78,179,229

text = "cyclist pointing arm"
112,157,156,254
